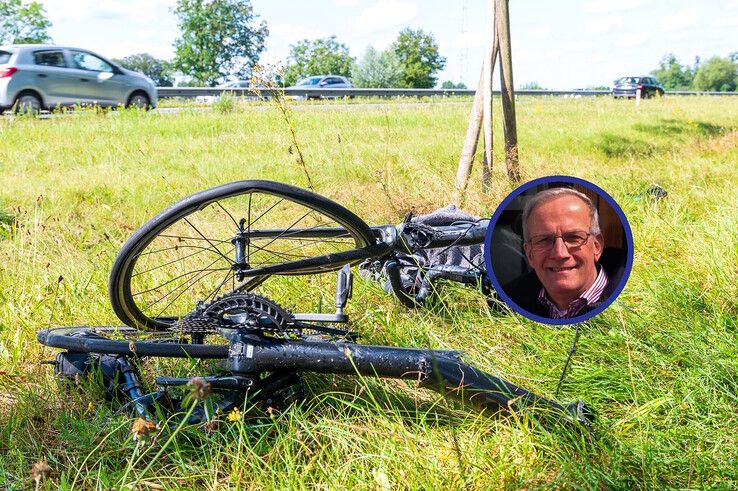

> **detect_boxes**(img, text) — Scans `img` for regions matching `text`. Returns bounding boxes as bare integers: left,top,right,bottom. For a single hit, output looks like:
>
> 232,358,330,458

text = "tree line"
1,0,456,89
651,53,738,92
9,0,734,92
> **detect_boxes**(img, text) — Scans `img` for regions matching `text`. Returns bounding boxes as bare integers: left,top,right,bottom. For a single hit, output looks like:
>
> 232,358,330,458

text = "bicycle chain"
171,292,295,335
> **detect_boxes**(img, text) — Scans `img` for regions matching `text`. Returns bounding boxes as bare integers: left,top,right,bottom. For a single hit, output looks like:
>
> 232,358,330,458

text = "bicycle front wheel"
109,180,375,330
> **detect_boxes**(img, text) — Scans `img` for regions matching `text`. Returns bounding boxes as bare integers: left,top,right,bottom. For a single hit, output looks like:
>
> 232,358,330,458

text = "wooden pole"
454,69,484,197
455,2,499,197
482,2,499,190
496,0,520,181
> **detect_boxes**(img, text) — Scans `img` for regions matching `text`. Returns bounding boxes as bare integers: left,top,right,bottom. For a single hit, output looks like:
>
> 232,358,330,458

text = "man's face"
523,194,604,308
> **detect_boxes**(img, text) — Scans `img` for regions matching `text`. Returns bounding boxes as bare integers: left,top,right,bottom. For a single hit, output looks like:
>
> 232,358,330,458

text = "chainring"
172,292,295,335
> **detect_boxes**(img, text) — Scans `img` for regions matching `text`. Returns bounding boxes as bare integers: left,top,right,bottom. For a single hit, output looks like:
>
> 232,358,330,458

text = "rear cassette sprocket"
172,293,295,335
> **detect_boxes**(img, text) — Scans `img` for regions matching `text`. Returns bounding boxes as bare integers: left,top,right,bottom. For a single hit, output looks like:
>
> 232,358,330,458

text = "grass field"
1,95,737,489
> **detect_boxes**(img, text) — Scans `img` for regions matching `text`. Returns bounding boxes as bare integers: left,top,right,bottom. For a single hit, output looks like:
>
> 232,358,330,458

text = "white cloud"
40,0,178,58
585,17,622,35
583,0,644,13
355,1,418,34
660,8,700,31
371,34,396,51
528,26,553,40
269,23,328,42
713,16,738,27
451,29,490,48
616,32,650,48
44,0,174,24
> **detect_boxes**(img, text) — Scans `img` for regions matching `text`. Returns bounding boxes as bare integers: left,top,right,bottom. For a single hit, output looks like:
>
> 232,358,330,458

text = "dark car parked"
611,76,665,99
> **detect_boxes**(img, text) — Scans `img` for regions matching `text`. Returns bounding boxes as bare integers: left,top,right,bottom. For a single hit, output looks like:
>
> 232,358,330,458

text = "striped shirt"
538,266,609,319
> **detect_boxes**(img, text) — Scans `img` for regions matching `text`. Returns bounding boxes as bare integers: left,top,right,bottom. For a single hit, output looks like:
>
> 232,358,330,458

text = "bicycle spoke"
133,265,232,298
215,199,239,229
149,235,232,245
133,245,235,278
255,209,314,255
202,269,236,304
247,197,284,229
148,265,223,318
247,193,252,264
184,217,234,265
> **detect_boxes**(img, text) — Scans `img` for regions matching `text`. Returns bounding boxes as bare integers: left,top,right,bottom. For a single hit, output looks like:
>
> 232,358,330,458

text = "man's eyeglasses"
527,231,592,252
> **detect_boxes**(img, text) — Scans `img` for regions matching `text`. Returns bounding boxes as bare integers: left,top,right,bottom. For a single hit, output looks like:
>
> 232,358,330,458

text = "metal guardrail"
156,87,738,99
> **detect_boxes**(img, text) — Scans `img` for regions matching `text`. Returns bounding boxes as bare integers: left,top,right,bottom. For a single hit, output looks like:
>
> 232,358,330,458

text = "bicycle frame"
233,219,491,307
38,326,592,428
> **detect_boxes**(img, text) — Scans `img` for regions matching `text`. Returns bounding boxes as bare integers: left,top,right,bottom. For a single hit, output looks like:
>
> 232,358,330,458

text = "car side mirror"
319,82,327,87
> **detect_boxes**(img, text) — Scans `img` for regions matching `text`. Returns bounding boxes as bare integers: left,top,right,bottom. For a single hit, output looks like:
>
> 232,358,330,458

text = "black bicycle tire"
37,326,229,358
109,180,376,331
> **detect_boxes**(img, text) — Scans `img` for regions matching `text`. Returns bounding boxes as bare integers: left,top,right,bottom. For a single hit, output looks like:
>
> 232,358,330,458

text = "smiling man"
504,187,614,320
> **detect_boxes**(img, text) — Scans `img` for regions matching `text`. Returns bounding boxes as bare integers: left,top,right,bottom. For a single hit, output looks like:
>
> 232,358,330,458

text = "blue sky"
38,0,738,88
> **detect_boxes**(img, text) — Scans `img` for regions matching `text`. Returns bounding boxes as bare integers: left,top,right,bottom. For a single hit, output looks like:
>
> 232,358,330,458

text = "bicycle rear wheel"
109,180,375,330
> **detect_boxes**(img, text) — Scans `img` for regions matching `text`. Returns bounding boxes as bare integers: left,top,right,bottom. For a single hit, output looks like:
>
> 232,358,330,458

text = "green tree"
693,56,738,92
519,81,544,90
651,53,694,90
0,0,51,44
440,80,467,89
352,46,402,88
112,53,174,87
283,36,353,86
391,28,446,88
172,0,267,86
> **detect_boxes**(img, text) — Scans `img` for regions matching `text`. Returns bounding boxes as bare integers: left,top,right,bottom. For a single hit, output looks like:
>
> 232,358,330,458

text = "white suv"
0,45,157,113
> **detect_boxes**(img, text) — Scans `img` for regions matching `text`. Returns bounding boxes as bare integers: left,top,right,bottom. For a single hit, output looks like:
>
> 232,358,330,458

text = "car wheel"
14,92,42,115
127,92,150,109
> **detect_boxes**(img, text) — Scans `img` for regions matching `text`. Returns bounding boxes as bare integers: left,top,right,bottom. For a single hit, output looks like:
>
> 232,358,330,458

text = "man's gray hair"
521,187,601,241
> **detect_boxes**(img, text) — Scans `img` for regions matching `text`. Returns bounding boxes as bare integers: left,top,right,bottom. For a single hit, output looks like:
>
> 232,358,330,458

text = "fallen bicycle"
37,180,593,428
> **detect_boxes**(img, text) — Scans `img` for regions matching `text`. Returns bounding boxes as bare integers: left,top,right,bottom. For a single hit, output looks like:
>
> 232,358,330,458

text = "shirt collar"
538,266,609,319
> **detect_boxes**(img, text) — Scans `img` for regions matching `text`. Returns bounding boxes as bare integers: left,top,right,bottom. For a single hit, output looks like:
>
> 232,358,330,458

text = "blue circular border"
484,175,634,325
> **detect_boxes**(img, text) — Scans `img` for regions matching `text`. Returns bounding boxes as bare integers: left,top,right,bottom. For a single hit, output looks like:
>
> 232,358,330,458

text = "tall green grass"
1,96,737,488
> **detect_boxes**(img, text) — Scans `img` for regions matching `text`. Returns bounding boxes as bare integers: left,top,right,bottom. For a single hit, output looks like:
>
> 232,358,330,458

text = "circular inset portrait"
484,176,633,325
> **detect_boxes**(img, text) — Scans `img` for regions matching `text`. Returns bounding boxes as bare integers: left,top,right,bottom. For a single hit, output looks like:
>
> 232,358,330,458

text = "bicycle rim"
109,181,375,330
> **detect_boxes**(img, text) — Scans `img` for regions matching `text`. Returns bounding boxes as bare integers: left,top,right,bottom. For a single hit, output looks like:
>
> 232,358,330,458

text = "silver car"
288,75,352,100
0,44,157,113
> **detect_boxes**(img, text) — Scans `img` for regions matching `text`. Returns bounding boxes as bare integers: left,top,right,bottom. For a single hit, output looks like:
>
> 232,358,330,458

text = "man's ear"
523,241,533,263
593,234,604,261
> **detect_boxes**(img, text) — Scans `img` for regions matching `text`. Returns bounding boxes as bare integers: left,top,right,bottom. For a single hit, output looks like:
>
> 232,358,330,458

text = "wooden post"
455,2,499,197
454,68,485,197
455,0,519,198
482,2,499,190
496,0,520,181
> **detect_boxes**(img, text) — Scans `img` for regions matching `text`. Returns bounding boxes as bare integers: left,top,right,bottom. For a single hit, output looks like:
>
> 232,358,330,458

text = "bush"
212,94,236,114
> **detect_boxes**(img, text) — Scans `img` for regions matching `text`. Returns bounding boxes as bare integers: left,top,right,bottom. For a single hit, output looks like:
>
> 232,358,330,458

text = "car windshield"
0,50,12,64
296,76,322,86
616,77,640,85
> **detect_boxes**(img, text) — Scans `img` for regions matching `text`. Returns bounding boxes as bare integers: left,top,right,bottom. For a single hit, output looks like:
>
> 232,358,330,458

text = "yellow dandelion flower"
228,408,242,422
